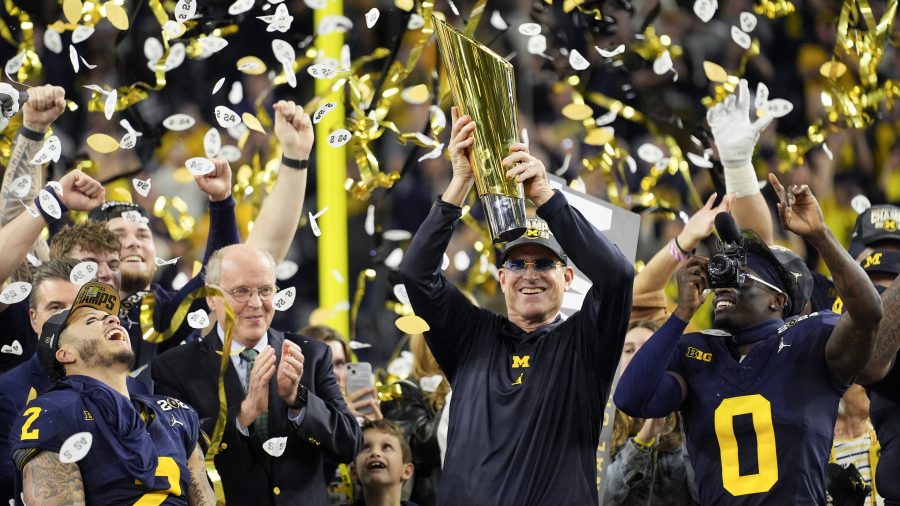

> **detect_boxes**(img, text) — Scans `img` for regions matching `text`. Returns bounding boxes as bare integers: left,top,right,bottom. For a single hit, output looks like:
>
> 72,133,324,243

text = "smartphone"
346,362,374,414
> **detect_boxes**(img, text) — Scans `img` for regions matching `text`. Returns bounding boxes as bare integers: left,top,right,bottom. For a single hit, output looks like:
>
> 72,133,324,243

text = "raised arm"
186,445,216,506
708,79,775,244
769,174,883,384
856,272,900,384
246,100,313,263
0,170,105,283
632,194,734,322
22,450,85,506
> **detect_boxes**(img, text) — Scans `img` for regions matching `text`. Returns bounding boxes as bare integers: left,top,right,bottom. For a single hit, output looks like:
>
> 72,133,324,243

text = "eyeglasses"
739,273,784,294
216,285,278,302
502,259,564,273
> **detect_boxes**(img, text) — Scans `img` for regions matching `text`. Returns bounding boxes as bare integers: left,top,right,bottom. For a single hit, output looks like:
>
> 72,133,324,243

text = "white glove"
707,79,774,197
0,83,22,132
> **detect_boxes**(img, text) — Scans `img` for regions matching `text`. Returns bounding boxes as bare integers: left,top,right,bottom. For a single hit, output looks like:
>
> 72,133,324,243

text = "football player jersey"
668,312,846,505
10,376,199,505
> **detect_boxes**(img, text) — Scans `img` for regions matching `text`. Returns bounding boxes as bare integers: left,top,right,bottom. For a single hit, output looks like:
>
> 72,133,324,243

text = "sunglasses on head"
739,272,785,294
502,259,564,272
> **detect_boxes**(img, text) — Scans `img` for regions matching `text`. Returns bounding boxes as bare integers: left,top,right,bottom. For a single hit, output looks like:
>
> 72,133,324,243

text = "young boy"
353,419,416,506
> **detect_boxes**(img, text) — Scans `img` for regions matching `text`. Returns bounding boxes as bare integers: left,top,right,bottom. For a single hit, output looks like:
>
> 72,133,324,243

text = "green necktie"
239,348,269,441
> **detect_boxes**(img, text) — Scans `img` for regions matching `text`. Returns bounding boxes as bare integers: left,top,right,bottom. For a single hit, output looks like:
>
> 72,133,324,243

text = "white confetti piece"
653,50,673,75
307,63,337,80
332,270,344,283
1,340,22,355
162,20,186,39
79,56,97,70
312,102,337,124
453,250,470,271
144,37,163,62
214,106,241,128
228,0,254,15
407,14,424,30
104,89,117,120
219,145,241,163
31,136,61,165
71,25,94,44
490,11,508,30
272,287,296,311
419,374,443,392
384,248,403,269
275,260,298,280
228,81,243,105
740,12,757,32
204,128,221,158
265,4,294,32
595,110,617,126
119,131,141,150
687,152,714,168
227,123,247,140
693,0,717,22
441,253,450,271
26,252,41,267
304,0,325,8
763,98,793,118
595,44,625,58
284,63,297,88
568,49,589,71
349,341,372,350
518,22,541,36
272,39,295,64
163,113,195,131
132,178,151,197
527,35,546,55
174,0,197,22
8,175,31,199
121,210,148,224
154,256,180,267
754,82,769,110
186,309,209,329
731,26,751,49
69,45,80,73
46,181,63,196
212,77,225,94
309,206,328,236
185,157,215,176
851,194,871,214
393,284,410,305
43,29,63,54
822,142,834,161
637,143,664,164
262,437,288,457
365,8,380,28
198,36,228,57
20,200,40,219
365,205,375,235
59,433,92,464
417,143,444,162
327,129,352,147
4,52,24,78
0,282,31,305
161,43,186,71
382,230,411,241
37,189,61,219
70,261,97,285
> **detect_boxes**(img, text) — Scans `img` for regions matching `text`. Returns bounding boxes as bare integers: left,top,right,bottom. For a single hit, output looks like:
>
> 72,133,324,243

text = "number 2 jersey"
668,312,847,505
9,375,199,505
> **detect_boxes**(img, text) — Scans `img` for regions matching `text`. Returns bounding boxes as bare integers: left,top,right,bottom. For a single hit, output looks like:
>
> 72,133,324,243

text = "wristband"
281,156,308,170
18,126,44,141
33,187,68,224
668,240,685,262
633,435,655,448
674,236,694,257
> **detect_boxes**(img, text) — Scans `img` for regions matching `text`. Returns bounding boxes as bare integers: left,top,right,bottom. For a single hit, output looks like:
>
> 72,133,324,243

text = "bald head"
206,244,277,286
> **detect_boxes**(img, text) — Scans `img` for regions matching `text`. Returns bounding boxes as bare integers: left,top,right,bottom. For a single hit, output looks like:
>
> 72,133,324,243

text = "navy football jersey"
668,312,846,505
9,380,199,505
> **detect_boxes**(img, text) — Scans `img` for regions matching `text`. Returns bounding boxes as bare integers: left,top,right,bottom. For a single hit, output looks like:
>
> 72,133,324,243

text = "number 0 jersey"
9,375,199,506
668,312,847,505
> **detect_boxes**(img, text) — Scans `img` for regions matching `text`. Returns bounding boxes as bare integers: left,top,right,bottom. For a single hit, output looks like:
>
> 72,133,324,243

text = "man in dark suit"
152,243,363,505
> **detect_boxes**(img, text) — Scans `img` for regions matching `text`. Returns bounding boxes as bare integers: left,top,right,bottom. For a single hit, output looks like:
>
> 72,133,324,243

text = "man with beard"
9,281,216,505
0,260,145,504
615,174,883,505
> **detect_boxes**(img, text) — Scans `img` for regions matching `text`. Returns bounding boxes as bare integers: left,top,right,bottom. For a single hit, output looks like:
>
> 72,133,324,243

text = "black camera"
707,213,747,289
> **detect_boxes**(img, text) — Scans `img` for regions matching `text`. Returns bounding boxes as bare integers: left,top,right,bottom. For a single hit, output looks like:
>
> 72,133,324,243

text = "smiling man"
9,281,215,505
398,108,634,505
614,174,883,505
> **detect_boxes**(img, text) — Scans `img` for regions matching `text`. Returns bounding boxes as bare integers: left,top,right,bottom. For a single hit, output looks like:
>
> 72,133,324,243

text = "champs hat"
88,201,149,224
742,231,809,317
500,217,567,264
849,205,900,259
38,281,121,380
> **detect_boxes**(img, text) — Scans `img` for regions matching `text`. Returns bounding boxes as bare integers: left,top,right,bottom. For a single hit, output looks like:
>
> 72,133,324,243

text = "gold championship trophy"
434,17,527,243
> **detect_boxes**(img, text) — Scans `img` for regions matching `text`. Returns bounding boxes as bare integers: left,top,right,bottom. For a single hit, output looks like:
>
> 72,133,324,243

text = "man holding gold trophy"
397,18,635,505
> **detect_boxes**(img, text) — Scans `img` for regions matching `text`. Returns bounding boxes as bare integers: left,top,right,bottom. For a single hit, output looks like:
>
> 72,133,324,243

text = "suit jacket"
151,328,362,506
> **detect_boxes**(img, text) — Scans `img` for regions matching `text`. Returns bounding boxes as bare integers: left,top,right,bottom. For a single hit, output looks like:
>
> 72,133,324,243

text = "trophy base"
481,194,527,243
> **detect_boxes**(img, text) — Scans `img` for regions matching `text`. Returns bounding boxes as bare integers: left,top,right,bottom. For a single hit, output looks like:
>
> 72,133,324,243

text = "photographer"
614,173,882,504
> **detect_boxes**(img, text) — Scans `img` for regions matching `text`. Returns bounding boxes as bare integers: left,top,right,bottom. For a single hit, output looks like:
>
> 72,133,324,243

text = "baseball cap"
88,201,149,224
849,205,900,259
499,217,567,264
38,281,121,380
742,231,809,317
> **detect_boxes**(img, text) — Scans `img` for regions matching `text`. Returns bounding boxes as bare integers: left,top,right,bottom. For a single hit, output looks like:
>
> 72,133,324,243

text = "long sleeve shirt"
397,191,633,505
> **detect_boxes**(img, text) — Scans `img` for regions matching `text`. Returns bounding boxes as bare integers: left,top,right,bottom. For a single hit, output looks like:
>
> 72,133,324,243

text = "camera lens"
708,255,731,277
